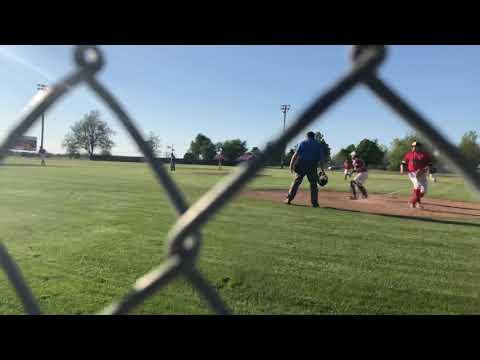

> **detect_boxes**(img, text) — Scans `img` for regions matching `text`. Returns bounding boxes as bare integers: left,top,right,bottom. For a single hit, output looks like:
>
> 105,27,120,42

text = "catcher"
349,151,368,200
285,131,326,208
400,140,435,209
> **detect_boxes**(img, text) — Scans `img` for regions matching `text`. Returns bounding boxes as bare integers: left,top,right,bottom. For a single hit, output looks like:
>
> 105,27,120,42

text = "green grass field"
1,157,480,314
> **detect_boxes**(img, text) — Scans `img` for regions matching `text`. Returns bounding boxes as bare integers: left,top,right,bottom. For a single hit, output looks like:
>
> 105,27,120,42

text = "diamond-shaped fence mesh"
1,45,479,315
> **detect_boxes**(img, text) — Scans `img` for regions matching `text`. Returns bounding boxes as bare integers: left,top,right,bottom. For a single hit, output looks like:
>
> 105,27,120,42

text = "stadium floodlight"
280,104,291,168
37,83,48,166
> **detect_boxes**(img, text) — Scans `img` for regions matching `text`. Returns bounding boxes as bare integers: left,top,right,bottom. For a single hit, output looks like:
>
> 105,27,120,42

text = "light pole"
37,83,48,166
280,104,291,168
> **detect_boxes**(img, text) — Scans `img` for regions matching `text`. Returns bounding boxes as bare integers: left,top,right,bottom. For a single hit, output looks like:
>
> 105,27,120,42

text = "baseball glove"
318,170,328,187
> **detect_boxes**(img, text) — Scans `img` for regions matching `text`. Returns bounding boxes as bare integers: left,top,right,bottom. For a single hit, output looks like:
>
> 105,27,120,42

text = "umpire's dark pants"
287,165,319,206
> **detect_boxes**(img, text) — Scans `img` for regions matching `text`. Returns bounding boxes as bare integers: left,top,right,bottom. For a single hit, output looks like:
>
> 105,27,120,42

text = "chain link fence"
1,45,479,315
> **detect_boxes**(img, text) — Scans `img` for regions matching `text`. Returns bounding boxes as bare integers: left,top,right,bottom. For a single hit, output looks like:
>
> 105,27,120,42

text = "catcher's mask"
318,171,328,187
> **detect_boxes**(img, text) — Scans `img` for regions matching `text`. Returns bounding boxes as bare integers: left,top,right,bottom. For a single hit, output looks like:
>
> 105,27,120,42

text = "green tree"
314,132,332,162
146,131,161,156
188,134,217,160
220,139,248,161
458,131,480,166
62,133,80,158
333,144,356,164
183,152,195,163
355,138,386,166
62,110,115,160
215,142,223,153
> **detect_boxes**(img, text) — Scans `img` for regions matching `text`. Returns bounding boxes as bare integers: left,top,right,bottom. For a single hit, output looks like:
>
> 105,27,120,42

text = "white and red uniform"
344,160,353,177
402,150,433,205
352,158,368,184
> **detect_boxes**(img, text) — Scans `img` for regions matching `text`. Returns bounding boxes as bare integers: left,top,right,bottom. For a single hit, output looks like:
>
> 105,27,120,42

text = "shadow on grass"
323,207,480,228
346,194,480,214
289,203,310,208
424,208,480,217
422,202,480,212
192,171,271,177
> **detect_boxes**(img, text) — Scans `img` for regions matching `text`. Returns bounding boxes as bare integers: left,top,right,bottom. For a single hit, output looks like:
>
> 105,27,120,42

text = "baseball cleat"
312,203,319,208
284,198,291,205
349,196,358,200
408,202,416,209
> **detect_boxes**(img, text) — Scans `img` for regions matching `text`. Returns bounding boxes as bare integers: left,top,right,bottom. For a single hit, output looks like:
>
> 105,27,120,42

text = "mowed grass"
0,157,480,314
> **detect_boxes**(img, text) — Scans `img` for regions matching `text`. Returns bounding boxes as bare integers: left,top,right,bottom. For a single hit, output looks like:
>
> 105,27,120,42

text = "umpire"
285,131,326,208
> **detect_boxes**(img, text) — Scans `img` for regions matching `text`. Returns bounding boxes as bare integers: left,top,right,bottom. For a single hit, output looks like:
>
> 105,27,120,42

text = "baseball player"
349,151,368,200
170,151,176,172
39,148,46,166
343,158,353,180
216,152,225,170
285,131,326,208
400,140,434,209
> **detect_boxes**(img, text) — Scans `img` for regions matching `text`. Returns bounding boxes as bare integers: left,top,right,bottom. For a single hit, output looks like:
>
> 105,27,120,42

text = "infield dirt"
242,189,480,221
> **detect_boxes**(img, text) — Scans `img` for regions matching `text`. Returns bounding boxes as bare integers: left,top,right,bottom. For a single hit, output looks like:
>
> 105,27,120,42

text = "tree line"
183,134,249,162
62,110,162,159
333,132,480,171
62,110,480,170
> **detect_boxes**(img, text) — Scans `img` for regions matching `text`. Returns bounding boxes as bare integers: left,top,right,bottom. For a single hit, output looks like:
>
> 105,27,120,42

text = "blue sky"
0,45,479,157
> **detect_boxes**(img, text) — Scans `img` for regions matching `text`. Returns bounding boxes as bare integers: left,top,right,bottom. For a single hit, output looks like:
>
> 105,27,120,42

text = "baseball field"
1,156,480,314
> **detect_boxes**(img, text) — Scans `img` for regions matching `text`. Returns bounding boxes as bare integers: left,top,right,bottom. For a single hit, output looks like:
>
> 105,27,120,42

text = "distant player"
39,148,46,167
170,152,176,172
343,158,353,180
285,131,326,208
400,140,434,209
216,152,225,170
349,151,368,200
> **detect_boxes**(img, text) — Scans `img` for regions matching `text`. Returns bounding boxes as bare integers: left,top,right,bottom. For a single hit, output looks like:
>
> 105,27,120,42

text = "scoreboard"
11,136,37,152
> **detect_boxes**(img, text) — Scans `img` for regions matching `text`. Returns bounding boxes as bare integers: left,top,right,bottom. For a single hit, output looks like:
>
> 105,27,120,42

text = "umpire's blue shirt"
297,139,325,168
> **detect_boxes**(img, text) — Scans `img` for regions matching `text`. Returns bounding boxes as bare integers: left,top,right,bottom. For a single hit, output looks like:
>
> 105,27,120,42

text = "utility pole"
280,104,291,168
37,84,48,166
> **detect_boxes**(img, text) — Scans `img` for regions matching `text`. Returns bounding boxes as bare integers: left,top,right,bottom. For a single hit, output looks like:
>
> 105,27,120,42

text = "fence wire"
0,45,479,315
